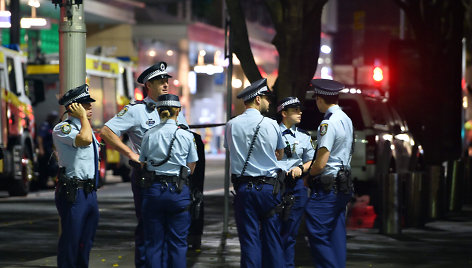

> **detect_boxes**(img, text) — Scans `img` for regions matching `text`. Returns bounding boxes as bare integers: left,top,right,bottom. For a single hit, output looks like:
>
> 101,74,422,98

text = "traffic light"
372,66,384,83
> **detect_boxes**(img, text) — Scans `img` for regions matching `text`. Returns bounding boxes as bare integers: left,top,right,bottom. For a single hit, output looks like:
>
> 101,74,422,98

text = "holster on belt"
177,165,189,193
280,194,295,221
57,167,77,203
284,173,297,189
273,170,286,195
336,167,354,194
129,160,153,188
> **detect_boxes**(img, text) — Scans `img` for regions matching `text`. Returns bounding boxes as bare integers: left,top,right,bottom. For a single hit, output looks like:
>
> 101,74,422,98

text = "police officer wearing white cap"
138,94,198,268
224,78,286,267
304,79,354,268
53,84,100,268
276,97,315,267
100,62,188,267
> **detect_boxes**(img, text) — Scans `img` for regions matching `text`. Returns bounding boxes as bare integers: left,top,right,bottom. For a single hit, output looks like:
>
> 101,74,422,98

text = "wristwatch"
298,164,304,173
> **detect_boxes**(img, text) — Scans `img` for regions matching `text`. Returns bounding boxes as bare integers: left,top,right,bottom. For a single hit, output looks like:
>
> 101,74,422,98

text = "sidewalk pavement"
12,194,472,268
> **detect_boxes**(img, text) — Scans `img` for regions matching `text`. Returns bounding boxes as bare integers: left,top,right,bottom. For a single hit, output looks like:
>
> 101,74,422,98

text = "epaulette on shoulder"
297,128,310,136
130,100,145,106
323,112,332,120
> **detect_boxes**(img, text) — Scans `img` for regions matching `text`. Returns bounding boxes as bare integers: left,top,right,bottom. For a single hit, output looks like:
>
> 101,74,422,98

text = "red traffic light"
373,66,384,82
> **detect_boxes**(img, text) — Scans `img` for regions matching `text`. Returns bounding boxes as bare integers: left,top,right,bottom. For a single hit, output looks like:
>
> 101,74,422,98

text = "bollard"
381,173,401,234
426,165,441,220
404,172,423,227
449,159,464,212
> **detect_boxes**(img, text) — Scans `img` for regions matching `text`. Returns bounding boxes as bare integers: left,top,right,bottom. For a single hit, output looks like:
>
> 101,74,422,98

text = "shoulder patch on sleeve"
320,123,328,136
61,123,72,134
117,106,129,117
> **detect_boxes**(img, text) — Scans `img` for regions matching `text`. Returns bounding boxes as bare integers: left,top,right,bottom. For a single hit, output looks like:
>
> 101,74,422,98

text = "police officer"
138,94,198,268
276,97,315,267
100,62,188,267
53,84,100,268
225,78,286,267
304,79,354,268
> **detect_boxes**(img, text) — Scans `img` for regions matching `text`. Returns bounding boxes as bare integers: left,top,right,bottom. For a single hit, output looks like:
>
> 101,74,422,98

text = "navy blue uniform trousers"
55,189,99,268
233,182,285,268
142,183,191,268
281,179,309,267
305,190,352,268
131,169,147,268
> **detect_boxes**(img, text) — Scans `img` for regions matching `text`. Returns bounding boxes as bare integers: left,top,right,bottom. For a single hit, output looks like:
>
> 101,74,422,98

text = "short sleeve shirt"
52,116,99,180
277,123,315,171
104,96,188,154
139,119,198,176
224,108,285,178
317,105,353,176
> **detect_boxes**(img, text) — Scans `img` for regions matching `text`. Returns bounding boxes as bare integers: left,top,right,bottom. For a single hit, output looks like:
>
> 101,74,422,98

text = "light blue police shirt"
52,116,99,180
277,123,315,171
317,105,353,176
224,108,285,178
139,119,198,176
104,96,188,154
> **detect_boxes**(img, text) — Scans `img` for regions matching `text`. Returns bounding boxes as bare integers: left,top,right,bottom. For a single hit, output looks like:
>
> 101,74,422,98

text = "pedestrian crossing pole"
223,15,233,235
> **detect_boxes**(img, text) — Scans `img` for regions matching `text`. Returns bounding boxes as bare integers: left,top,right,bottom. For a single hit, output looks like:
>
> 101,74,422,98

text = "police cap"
156,94,181,108
58,84,96,106
137,62,172,84
237,78,272,102
277,97,301,113
310,79,344,96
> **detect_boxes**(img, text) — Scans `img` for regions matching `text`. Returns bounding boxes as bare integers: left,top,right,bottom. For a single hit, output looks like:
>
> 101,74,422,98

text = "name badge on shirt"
146,119,155,126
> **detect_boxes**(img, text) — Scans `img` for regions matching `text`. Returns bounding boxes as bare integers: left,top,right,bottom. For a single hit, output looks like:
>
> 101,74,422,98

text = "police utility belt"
231,174,282,193
138,171,188,192
307,166,354,194
57,167,96,203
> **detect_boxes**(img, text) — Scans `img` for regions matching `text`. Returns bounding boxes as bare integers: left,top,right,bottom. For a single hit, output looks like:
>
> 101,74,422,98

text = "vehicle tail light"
366,135,376,165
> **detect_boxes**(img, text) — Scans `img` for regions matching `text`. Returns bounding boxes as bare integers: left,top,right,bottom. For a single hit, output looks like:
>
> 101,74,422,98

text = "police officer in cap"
53,84,100,268
225,78,286,267
276,97,315,267
138,94,198,267
100,62,188,267
304,79,354,268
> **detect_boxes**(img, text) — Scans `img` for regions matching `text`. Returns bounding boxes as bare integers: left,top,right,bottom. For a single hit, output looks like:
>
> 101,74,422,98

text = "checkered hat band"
277,98,300,113
314,87,340,96
144,70,168,83
242,86,269,101
63,92,90,106
157,100,181,108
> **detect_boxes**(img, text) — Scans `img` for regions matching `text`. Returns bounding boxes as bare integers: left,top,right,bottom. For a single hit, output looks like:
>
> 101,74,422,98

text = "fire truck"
0,46,36,196
27,54,137,183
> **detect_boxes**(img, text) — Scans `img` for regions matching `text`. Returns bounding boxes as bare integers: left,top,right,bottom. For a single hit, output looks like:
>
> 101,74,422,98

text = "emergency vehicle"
27,54,137,183
0,46,36,196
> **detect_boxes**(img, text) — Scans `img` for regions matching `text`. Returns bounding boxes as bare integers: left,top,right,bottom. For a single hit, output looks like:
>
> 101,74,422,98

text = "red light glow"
373,67,384,82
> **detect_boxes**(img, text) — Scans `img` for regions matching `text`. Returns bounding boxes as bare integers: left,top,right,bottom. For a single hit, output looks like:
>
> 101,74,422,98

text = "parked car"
299,86,424,210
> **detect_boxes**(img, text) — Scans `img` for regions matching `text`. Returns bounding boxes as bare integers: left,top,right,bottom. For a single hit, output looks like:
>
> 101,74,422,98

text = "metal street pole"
223,16,233,235
58,0,86,97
